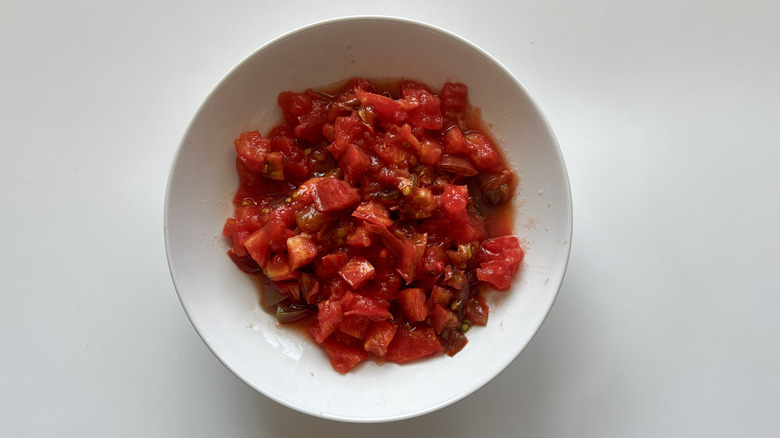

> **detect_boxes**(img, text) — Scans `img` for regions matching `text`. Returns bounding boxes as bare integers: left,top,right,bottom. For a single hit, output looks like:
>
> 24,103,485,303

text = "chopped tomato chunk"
363,320,398,357
322,336,369,374
400,288,430,322
338,256,376,289
310,177,361,212
385,326,443,364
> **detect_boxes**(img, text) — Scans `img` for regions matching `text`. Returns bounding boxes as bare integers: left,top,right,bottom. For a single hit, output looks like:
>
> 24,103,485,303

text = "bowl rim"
164,14,573,423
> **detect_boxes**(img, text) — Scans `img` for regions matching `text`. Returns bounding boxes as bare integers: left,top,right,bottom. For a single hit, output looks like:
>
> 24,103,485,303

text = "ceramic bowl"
165,16,571,422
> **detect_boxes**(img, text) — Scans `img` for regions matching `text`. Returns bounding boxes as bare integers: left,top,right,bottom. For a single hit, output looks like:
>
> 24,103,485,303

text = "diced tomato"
244,227,271,268
476,260,514,291
258,151,283,180
352,202,393,227
475,235,524,290
401,82,443,130
322,336,368,374
339,314,372,339
234,130,269,173
345,224,372,247
422,244,448,275
283,147,311,182
429,285,453,308
440,82,468,116
309,299,343,344
439,328,469,357
340,291,393,321
465,295,489,326
384,325,443,364
268,227,296,253
441,184,469,222
400,288,430,322
263,253,296,281
295,204,329,233
375,133,413,167
419,137,443,165
443,126,468,154
330,113,367,158
431,304,460,334
338,256,376,289
465,132,502,172
309,177,361,212
278,90,328,143
286,234,318,270
362,267,402,300
315,251,349,278
322,276,351,301
356,88,405,123
339,144,371,182
363,320,398,357
268,125,295,155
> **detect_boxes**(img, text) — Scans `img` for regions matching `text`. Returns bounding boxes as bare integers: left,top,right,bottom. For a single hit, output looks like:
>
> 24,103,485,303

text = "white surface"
165,16,571,422
1,0,778,436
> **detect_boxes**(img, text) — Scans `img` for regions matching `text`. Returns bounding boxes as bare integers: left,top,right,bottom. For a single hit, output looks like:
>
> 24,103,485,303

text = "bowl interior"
165,16,571,422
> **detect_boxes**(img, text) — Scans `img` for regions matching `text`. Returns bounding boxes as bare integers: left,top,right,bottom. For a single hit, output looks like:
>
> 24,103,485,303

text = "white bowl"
164,16,571,422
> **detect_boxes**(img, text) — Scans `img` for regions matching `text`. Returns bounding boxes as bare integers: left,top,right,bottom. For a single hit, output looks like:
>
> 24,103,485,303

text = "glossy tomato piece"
322,336,369,374
309,299,343,344
234,130,269,173
441,184,469,222
465,132,502,172
340,291,393,321
400,288,429,322
278,90,328,143
440,82,468,116
338,256,376,289
286,234,318,270
339,314,372,339
363,320,397,357
310,177,361,212
384,325,443,364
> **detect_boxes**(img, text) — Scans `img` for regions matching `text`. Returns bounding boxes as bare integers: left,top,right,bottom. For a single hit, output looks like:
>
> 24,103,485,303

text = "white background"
2,0,778,436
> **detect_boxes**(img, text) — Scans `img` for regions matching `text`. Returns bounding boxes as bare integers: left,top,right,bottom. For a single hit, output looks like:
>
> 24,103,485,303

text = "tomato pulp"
223,78,524,373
